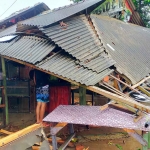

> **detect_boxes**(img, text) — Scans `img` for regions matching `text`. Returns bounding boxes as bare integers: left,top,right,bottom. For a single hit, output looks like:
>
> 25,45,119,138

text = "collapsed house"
0,0,150,149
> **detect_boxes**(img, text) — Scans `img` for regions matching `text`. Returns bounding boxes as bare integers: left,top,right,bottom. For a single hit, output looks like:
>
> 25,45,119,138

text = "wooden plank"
100,101,116,111
134,114,144,123
132,76,150,89
87,86,150,113
0,124,41,146
137,86,150,97
0,129,13,135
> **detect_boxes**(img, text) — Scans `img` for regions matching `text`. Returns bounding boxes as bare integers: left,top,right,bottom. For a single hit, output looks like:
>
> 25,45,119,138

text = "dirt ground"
0,112,142,150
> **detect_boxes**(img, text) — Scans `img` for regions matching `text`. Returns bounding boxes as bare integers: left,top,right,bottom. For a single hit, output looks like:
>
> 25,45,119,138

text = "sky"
0,0,73,20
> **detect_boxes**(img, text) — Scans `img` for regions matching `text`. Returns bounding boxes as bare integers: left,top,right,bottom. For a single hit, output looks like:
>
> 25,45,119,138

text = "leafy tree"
71,0,150,27
132,0,150,27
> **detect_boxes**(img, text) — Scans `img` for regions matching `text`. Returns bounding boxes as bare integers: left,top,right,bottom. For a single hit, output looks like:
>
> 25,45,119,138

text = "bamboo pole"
1,57,9,125
132,76,150,89
137,86,150,97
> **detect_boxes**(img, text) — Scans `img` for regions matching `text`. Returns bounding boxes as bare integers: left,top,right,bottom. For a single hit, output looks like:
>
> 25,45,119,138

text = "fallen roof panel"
91,15,150,84
0,35,113,86
43,105,150,131
40,15,115,73
19,0,104,27
36,52,113,86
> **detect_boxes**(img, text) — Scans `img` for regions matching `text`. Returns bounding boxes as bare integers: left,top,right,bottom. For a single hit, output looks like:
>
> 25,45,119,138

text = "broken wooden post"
1,57,9,125
79,86,86,105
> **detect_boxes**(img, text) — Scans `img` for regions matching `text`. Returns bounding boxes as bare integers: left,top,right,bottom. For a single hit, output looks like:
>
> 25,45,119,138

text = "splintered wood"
0,124,41,146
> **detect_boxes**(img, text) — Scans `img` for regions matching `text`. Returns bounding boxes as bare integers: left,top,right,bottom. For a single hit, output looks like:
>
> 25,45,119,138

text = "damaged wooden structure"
0,0,150,149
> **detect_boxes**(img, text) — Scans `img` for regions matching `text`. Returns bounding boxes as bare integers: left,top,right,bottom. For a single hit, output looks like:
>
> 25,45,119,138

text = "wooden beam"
0,124,41,146
137,86,150,97
110,75,140,93
110,75,150,100
1,57,8,125
2,55,150,113
79,86,86,105
132,76,150,89
87,86,150,113
0,129,13,135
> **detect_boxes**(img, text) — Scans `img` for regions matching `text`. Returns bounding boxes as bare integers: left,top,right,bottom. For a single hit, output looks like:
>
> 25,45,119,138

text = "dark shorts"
36,85,49,103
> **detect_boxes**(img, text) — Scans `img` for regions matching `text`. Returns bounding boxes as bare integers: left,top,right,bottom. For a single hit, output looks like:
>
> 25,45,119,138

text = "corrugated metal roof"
40,15,115,73
0,35,113,86
0,39,16,53
0,25,17,38
0,3,50,26
36,52,113,86
0,36,55,64
19,0,104,27
91,14,150,84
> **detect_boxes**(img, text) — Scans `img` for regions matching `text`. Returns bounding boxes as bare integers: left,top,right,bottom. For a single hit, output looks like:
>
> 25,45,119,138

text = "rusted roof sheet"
43,105,150,131
91,14,150,84
0,36,55,64
19,0,104,27
40,15,115,73
36,52,113,86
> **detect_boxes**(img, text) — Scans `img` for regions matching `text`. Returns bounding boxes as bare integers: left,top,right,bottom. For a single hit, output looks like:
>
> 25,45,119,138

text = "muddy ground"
0,112,142,150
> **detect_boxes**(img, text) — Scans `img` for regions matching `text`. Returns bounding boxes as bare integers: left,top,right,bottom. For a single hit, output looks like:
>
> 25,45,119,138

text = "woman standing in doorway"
29,69,50,125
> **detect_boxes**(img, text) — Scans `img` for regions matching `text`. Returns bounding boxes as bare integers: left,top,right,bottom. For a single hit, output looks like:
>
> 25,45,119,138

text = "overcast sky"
0,0,73,20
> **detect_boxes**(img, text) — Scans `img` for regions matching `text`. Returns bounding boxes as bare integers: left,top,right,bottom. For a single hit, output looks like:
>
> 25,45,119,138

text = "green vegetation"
132,0,150,27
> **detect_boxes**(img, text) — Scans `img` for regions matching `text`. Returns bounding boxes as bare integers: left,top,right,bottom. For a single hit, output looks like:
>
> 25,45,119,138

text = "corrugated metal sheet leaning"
0,36,55,64
18,0,104,27
91,14,150,84
36,51,113,86
40,15,116,74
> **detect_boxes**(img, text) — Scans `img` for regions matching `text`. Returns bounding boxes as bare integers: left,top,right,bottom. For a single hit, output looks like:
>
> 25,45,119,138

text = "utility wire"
0,0,18,18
